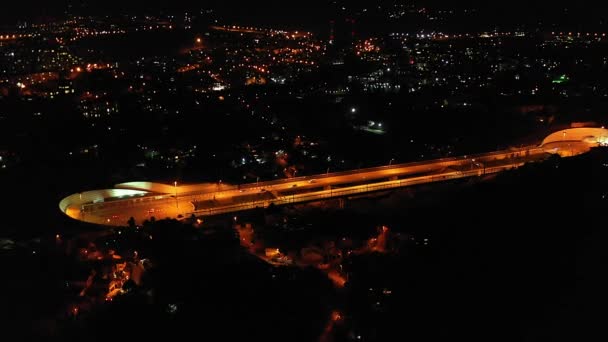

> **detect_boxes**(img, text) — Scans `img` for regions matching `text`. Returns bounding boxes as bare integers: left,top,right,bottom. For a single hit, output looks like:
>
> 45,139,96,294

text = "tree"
266,202,281,215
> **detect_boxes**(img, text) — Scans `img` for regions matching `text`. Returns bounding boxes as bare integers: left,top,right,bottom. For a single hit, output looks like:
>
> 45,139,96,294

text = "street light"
470,159,485,174
389,158,395,166
174,181,179,210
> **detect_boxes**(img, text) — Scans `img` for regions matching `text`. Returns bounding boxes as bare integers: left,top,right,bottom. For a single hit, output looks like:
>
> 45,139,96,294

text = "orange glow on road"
319,310,344,342
326,270,347,288
60,129,604,227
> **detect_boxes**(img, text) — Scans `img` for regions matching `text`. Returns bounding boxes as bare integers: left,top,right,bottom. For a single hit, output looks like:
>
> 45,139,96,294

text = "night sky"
2,1,606,23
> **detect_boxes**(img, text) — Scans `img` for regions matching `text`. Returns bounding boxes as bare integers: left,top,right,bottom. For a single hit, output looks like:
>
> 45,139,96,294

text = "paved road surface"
63,140,593,226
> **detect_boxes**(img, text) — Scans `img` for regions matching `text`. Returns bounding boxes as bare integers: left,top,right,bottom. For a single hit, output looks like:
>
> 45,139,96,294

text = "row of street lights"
172,157,398,216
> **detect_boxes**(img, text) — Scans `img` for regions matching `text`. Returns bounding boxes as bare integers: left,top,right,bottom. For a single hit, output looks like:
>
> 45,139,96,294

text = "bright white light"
212,83,225,91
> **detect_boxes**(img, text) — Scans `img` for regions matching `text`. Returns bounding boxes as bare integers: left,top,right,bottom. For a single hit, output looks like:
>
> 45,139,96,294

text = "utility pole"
174,181,179,210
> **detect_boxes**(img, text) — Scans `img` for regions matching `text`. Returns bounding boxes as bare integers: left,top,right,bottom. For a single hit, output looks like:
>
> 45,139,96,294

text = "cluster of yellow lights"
251,65,269,73
66,25,172,43
0,34,32,40
213,25,312,39
356,39,380,53
177,64,201,73
553,32,607,37
11,72,58,89
69,63,112,74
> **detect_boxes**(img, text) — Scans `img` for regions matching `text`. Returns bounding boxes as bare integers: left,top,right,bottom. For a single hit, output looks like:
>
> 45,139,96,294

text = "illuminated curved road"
60,127,608,226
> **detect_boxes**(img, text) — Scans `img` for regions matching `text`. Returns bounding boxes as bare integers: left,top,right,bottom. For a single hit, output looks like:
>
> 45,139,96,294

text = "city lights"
4,4,607,340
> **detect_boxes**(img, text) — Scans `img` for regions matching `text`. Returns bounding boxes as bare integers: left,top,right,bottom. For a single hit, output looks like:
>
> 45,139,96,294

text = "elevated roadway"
60,128,608,226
